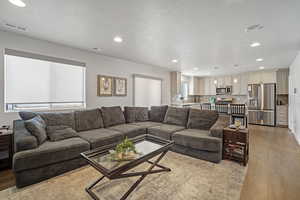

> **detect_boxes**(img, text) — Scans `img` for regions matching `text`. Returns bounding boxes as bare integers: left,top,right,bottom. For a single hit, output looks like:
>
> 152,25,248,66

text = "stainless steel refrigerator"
247,83,276,126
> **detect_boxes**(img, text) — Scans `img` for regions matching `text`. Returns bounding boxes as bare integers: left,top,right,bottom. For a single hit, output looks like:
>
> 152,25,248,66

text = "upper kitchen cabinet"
231,74,241,95
224,75,232,86
231,74,248,95
240,73,249,95
170,71,182,100
276,68,289,95
248,70,276,84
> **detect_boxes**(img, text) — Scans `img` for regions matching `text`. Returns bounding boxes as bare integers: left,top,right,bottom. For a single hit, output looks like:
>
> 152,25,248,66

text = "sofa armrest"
209,115,230,138
13,120,38,153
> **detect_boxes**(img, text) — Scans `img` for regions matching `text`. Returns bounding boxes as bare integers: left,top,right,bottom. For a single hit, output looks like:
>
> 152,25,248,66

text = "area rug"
0,152,247,200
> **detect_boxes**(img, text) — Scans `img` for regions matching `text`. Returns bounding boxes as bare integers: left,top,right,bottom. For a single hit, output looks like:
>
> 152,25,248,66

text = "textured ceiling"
1,0,300,76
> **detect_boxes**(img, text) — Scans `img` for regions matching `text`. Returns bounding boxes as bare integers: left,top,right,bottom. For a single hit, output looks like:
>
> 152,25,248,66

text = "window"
4,49,86,112
133,75,162,107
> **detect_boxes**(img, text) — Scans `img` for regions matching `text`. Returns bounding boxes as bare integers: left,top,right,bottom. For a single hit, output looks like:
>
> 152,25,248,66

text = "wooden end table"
223,127,249,166
0,129,13,170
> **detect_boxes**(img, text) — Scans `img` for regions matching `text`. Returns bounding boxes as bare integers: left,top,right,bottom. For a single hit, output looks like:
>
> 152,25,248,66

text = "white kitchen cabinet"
231,74,241,95
204,77,211,95
240,73,249,95
248,70,276,84
198,77,205,95
216,77,224,87
276,69,289,95
224,75,232,86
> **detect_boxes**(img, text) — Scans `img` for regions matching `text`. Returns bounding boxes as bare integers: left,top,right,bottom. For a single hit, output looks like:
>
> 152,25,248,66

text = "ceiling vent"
1,21,27,32
245,24,264,32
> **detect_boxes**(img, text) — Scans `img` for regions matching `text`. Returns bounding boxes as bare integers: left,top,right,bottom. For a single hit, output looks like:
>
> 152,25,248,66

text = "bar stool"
201,103,211,110
215,103,229,115
230,104,247,127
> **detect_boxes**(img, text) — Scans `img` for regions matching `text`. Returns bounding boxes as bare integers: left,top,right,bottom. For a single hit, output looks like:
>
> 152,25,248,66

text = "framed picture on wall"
114,77,127,96
97,75,113,96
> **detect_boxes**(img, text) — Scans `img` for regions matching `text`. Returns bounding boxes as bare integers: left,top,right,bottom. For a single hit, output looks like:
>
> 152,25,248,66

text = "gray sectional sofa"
13,106,229,188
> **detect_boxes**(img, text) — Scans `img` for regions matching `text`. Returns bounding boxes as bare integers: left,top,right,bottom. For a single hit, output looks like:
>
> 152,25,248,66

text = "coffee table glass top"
89,140,163,171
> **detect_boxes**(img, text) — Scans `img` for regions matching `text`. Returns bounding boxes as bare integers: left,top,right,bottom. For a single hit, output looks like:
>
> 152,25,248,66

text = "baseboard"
289,129,300,146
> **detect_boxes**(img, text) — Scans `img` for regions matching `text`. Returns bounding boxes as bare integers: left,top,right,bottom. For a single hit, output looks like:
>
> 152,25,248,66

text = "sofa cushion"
108,124,146,138
46,126,78,142
77,129,124,149
14,120,38,152
187,109,219,130
149,105,168,122
148,124,185,140
24,116,47,145
13,137,90,172
39,112,75,130
101,106,126,127
173,129,222,152
163,107,189,126
19,111,38,120
130,121,163,128
74,109,104,131
124,107,149,123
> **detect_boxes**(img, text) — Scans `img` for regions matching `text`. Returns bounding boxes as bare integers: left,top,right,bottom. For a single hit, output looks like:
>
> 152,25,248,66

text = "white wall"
289,51,300,145
0,30,171,126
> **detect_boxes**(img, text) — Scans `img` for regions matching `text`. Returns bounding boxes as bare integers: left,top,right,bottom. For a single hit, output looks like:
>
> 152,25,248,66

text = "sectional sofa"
13,106,229,188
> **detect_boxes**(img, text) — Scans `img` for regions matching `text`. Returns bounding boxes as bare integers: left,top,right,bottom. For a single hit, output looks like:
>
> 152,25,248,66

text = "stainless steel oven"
216,86,232,95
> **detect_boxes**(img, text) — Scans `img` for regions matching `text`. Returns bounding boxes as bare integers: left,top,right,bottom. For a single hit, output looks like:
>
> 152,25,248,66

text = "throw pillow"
24,115,47,145
19,111,37,120
46,125,78,142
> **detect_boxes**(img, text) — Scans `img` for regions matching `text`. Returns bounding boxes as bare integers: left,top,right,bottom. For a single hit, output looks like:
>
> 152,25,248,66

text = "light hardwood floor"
0,125,299,199
240,125,300,200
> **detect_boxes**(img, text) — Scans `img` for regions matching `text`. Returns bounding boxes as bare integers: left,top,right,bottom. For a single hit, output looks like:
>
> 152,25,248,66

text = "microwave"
216,86,232,95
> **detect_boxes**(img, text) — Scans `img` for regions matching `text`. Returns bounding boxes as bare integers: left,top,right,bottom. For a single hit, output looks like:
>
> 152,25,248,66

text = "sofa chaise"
13,105,229,187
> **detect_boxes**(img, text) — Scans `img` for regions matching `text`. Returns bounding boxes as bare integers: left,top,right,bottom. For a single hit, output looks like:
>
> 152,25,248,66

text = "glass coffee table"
81,134,174,200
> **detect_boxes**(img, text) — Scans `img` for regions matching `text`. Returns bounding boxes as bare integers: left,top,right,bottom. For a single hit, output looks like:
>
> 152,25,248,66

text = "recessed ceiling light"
193,67,199,71
172,59,178,63
259,66,265,70
233,78,238,83
9,0,26,7
256,58,264,62
250,42,261,47
113,36,123,43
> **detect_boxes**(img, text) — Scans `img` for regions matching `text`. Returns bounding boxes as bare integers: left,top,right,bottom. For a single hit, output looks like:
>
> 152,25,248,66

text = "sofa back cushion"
187,109,219,130
124,107,149,123
39,112,75,129
149,105,168,122
24,115,47,145
74,109,104,131
101,106,126,127
163,107,189,126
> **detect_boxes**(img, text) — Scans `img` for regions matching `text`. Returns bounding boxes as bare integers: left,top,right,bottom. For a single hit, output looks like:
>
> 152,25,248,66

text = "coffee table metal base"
86,151,170,200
